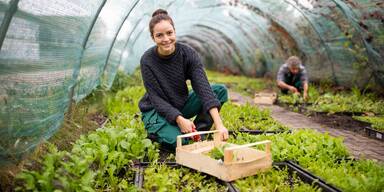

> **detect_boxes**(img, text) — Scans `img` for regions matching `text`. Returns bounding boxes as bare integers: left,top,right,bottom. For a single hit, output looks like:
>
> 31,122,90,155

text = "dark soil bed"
277,103,371,134
307,112,371,134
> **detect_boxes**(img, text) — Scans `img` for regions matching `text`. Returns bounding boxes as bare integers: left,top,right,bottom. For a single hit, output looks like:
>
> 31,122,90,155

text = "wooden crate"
176,130,272,182
254,92,277,105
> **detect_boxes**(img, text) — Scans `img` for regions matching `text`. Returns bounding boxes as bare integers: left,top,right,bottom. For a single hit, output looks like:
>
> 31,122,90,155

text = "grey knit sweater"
138,42,220,124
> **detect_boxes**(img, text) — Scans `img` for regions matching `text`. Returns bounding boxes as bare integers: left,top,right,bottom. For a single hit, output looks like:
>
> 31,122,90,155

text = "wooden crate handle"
176,130,220,148
224,140,271,164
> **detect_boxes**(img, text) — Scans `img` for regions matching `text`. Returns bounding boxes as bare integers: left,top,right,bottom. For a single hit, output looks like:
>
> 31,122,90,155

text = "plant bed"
229,129,291,135
229,130,384,191
353,116,384,131
276,101,312,114
308,112,384,142
134,161,229,191
308,112,370,132
277,100,384,141
134,161,332,192
221,102,290,132
364,127,384,141
274,161,342,192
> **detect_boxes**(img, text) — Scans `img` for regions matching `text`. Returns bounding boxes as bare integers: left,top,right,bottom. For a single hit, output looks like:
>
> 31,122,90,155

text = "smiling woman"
138,9,229,151
149,9,176,56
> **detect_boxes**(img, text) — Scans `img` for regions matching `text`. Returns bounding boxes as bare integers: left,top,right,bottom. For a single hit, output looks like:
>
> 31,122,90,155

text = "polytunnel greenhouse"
0,0,384,191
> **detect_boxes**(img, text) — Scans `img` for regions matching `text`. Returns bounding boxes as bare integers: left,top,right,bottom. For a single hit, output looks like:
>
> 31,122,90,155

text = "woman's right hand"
176,116,196,133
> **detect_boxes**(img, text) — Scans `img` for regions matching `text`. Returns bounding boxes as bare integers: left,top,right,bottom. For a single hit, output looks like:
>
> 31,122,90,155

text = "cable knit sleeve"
187,48,221,113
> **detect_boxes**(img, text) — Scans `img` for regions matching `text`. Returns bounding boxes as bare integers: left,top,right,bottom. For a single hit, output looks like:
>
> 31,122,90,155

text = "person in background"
276,56,309,100
138,9,229,151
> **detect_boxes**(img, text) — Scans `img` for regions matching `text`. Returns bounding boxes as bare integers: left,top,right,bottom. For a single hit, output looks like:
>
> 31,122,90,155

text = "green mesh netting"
0,0,383,164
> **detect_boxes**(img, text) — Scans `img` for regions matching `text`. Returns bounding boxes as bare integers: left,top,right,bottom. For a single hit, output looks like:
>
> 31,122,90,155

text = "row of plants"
142,161,321,192
352,116,384,131
16,115,158,191
277,86,384,131
206,70,272,97
278,86,384,115
229,130,384,192
309,88,384,115
277,85,320,106
143,162,228,191
221,102,289,132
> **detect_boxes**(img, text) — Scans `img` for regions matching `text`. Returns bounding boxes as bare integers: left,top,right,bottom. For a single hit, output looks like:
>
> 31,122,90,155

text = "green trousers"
281,74,303,94
141,84,228,151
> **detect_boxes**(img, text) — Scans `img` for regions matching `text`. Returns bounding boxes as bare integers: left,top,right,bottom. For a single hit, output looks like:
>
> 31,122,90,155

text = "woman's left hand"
209,107,229,141
216,124,229,141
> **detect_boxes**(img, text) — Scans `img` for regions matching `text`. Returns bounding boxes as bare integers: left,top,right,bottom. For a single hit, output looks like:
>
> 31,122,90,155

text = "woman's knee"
212,84,228,103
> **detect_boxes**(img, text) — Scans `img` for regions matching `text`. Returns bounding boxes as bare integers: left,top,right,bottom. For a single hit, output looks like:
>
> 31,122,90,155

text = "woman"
139,9,229,151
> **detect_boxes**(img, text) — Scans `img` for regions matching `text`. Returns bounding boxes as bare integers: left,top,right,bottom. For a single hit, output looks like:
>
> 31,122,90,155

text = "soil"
89,112,109,126
277,103,373,134
307,112,371,134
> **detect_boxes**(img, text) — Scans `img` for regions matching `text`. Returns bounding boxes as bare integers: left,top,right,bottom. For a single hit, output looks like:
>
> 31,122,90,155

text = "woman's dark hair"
149,9,174,37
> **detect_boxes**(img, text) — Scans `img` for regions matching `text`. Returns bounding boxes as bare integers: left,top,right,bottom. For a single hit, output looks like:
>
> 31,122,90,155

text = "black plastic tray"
133,161,238,192
364,127,384,141
229,129,291,135
274,161,342,192
134,160,342,192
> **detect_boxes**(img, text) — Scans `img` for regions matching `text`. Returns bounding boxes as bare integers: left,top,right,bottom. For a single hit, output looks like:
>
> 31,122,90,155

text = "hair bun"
152,9,168,17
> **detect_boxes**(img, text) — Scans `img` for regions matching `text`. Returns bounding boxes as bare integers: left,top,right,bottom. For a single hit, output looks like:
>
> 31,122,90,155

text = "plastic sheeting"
0,0,383,164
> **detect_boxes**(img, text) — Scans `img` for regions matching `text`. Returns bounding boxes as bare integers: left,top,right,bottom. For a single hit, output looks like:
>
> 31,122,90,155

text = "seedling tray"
133,161,238,192
274,161,342,192
134,160,342,192
364,127,384,141
229,129,291,135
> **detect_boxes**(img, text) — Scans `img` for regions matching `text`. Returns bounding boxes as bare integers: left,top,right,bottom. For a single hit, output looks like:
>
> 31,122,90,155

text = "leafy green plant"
228,129,384,191
221,102,289,131
309,90,384,115
207,144,230,160
206,70,271,97
307,159,384,192
143,163,227,192
353,116,384,131
234,167,321,192
278,84,319,105
110,70,143,93
17,114,158,191
105,86,145,116
229,129,349,163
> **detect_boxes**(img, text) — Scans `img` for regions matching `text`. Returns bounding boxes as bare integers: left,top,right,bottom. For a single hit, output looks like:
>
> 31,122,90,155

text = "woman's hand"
209,107,229,141
216,124,229,141
176,116,196,133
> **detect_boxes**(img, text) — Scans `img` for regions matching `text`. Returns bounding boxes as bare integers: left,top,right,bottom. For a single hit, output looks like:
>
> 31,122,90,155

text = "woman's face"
152,20,176,56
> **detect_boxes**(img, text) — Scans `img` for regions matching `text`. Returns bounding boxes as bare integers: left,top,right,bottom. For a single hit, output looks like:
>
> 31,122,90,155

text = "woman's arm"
141,62,182,124
209,107,229,141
